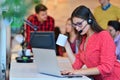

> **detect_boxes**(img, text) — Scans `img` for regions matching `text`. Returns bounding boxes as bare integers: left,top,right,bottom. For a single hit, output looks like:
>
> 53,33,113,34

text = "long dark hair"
71,5,103,32
71,5,103,48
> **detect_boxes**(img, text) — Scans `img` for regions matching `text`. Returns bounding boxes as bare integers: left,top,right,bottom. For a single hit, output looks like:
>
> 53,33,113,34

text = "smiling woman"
61,5,120,80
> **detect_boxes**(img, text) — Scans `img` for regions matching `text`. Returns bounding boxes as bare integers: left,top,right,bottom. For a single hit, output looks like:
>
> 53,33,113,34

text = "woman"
62,5,120,80
58,18,78,57
108,20,120,60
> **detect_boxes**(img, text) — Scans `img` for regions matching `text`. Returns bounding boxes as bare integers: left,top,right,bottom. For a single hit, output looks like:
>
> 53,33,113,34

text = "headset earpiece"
87,18,93,25
87,13,93,25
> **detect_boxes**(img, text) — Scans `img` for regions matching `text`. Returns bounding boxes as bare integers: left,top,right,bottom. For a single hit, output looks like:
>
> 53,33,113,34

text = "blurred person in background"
108,20,120,60
94,0,120,30
25,3,55,49
58,18,79,57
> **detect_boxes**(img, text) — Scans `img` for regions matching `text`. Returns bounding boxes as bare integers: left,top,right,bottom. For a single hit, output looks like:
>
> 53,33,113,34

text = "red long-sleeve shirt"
72,31,120,80
25,14,54,49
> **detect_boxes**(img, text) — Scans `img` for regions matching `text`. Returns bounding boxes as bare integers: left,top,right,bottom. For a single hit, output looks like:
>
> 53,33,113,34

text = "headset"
78,13,93,34
87,14,93,25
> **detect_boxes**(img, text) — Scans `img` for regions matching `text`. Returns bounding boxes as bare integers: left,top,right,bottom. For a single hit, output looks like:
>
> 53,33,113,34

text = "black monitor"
30,31,56,50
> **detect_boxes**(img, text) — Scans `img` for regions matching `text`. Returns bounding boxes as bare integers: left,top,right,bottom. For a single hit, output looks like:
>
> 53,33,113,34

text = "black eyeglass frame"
72,20,84,28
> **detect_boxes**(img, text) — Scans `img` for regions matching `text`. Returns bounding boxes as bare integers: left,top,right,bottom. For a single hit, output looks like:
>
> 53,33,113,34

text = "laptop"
32,48,83,78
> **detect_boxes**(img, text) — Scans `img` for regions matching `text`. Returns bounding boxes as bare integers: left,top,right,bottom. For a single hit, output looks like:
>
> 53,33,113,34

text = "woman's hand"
61,70,74,75
61,70,81,75
61,67,100,76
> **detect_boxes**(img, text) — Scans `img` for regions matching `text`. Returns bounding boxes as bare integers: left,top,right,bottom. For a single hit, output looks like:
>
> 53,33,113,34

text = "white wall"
0,18,6,80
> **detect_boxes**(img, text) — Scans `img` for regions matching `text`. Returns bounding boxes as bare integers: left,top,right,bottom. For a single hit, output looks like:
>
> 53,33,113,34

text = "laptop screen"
30,31,56,50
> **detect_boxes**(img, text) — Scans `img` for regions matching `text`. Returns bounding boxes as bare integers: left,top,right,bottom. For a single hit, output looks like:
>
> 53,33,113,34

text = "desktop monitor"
30,31,56,50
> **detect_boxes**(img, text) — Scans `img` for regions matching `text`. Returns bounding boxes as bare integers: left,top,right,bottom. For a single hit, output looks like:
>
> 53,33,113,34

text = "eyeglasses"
72,20,84,28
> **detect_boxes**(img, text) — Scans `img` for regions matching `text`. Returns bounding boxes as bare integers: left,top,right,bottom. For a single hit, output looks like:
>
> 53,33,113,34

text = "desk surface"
10,53,91,80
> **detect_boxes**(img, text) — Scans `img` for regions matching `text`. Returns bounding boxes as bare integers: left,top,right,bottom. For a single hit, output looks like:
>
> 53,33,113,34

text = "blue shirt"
114,34,120,60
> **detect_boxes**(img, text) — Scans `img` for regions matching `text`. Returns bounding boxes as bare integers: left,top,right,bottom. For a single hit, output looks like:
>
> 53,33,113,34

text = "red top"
25,14,54,49
72,31,120,80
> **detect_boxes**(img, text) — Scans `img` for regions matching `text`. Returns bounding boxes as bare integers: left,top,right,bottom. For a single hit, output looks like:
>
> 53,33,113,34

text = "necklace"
102,3,111,11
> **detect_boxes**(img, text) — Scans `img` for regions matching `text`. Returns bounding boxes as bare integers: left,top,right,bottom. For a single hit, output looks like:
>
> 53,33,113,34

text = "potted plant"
0,0,41,33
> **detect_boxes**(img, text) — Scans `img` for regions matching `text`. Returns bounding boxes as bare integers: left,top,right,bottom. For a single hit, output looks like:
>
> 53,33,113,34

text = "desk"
10,53,91,80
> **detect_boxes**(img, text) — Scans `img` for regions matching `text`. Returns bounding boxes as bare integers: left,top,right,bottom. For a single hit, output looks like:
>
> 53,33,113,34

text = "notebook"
32,48,83,78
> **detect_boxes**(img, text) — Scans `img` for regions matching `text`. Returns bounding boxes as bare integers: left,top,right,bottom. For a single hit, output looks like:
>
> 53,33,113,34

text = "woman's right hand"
61,70,74,75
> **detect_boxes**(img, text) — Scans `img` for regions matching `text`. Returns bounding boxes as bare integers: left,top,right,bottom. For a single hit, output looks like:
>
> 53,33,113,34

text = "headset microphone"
78,24,88,34
79,30,83,34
